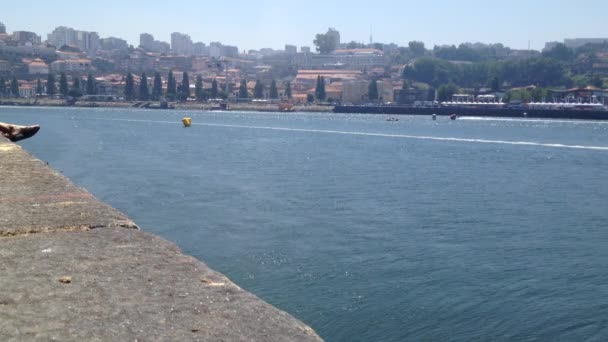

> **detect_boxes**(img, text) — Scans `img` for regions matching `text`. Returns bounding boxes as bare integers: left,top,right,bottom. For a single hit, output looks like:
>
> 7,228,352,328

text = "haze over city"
4,0,608,51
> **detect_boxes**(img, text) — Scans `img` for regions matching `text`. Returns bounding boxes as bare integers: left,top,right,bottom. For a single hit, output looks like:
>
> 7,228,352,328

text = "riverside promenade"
0,137,323,341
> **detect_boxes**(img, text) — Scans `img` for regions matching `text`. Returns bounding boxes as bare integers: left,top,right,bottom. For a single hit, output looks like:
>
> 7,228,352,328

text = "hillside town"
1,21,607,106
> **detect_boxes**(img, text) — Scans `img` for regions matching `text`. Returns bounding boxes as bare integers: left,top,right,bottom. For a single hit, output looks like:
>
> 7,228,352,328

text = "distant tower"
369,25,373,46
0,22,6,34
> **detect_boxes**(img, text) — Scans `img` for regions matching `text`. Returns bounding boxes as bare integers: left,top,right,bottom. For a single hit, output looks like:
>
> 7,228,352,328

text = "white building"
13,31,41,46
564,38,608,49
285,44,297,55
47,26,100,54
342,80,368,104
28,59,49,75
19,84,34,98
171,32,193,55
209,43,221,58
76,31,100,53
47,26,77,47
50,59,91,73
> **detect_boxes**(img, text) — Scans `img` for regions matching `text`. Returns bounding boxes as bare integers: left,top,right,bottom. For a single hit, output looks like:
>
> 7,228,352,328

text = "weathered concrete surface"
0,141,137,236
0,137,323,342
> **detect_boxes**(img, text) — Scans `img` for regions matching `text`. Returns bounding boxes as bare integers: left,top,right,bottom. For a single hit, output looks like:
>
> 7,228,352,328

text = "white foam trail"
87,117,608,151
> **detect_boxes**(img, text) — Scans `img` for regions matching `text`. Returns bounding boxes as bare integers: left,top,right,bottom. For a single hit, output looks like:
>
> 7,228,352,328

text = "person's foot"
1,125,41,142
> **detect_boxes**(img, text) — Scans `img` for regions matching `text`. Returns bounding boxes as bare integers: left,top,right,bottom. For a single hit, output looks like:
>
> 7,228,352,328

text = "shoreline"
0,98,334,113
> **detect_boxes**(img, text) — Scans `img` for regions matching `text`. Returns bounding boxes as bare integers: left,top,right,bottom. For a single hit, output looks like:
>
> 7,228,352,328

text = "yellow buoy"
182,117,192,127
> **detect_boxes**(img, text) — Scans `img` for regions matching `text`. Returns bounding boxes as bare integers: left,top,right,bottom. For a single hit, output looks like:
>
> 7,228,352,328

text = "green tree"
73,78,81,91
505,88,533,103
11,76,19,97
166,70,176,100
152,72,162,100
404,58,456,87
254,80,264,99
68,78,83,98
284,81,292,99
542,43,574,62
86,73,96,95
427,87,436,101
313,28,339,54
269,80,278,99
124,72,135,101
36,78,43,96
590,75,603,88
409,41,426,58
210,79,218,98
59,72,69,97
490,76,500,92
315,76,326,101
346,41,365,49
0,77,6,96
526,57,565,87
307,94,314,103
180,72,190,101
239,80,248,98
139,72,149,101
434,44,482,62
195,75,204,101
437,83,459,101
47,73,56,96
368,79,379,101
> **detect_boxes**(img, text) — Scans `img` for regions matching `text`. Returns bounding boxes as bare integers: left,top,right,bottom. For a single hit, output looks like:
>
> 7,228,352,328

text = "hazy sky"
3,0,608,51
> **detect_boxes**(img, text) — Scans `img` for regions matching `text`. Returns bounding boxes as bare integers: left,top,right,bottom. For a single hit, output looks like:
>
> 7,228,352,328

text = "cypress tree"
254,80,264,99
0,77,5,96
315,76,326,101
285,81,292,99
139,72,149,100
239,80,248,98
86,73,96,95
152,72,162,100
47,74,56,96
210,79,218,99
11,76,19,97
368,79,378,101
36,78,43,96
68,78,83,98
195,75,204,101
124,72,135,101
73,78,81,91
166,70,176,99
269,80,278,99
180,72,190,101
59,72,69,97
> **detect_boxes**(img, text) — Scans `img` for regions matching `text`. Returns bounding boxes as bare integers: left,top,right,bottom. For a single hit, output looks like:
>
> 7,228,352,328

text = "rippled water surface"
4,107,608,341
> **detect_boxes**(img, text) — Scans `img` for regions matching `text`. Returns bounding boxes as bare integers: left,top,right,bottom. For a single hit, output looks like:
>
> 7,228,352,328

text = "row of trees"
403,56,573,90
431,83,555,103
0,76,20,97
46,72,97,98
0,72,97,98
402,41,608,92
123,71,294,102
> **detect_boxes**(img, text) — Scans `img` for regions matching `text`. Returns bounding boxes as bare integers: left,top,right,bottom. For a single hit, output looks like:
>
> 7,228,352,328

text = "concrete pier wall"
0,137,323,341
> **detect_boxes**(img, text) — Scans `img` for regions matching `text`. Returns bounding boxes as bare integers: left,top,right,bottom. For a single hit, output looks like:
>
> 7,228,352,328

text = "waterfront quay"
0,137,322,341
334,105,608,120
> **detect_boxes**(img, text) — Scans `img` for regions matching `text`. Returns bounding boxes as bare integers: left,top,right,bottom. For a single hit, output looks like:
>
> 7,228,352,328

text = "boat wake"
88,117,608,151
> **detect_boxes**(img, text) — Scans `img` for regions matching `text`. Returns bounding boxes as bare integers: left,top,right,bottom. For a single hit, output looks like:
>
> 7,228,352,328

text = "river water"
4,107,608,341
